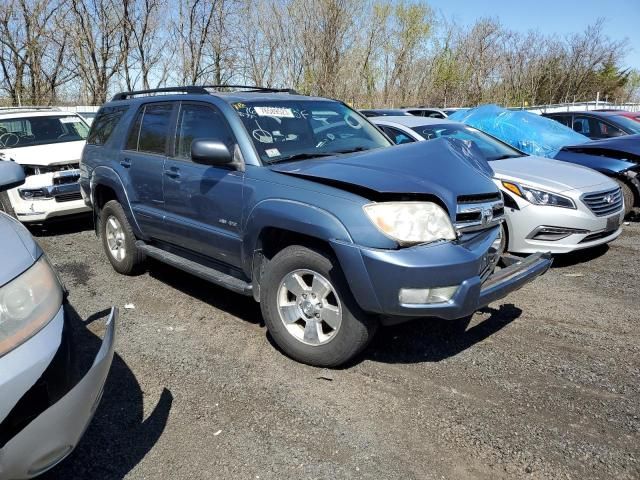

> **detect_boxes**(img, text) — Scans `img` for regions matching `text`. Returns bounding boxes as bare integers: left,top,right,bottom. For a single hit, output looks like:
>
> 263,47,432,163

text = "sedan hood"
491,155,614,193
0,213,41,286
0,141,85,166
554,149,637,175
270,139,499,217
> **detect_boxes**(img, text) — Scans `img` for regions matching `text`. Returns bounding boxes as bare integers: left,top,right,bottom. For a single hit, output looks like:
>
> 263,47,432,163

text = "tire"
260,245,377,367
615,179,635,217
100,200,145,275
0,191,17,219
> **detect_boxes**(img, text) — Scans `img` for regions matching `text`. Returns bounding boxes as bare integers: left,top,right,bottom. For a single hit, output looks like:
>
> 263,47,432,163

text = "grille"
55,192,82,203
582,187,623,217
455,193,505,233
24,163,79,176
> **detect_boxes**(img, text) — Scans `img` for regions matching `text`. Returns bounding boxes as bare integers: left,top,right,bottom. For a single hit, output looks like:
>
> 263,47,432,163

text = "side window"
384,126,415,145
551,114,572,128
86,106,128,145
572,116,591,135
595,120,624,138
174,103,234,160
125,103,173,154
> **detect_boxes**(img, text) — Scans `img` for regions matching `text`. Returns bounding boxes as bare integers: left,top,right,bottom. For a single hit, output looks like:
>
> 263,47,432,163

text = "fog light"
399,286,458,305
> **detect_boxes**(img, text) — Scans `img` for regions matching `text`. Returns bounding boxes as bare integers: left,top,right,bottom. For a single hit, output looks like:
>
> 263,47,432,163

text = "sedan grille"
582,187,623,217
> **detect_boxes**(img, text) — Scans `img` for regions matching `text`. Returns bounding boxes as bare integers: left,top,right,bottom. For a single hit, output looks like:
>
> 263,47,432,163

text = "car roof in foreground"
0,110,82,120
371,116,455,127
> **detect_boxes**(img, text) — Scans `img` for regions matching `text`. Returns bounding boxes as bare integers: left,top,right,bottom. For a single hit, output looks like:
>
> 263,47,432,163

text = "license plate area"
606,212,623,231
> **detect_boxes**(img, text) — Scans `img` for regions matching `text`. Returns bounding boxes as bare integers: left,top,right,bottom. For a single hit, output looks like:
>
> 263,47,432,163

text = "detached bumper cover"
331,228,552,322
0,307,116,479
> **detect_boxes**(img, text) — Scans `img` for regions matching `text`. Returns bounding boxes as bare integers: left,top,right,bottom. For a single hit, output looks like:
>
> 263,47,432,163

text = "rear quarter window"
87,106,129,145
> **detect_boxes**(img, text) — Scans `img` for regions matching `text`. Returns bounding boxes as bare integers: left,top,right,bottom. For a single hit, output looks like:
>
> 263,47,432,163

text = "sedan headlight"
502,181,575,209
363,201,456,245
0,256,63,357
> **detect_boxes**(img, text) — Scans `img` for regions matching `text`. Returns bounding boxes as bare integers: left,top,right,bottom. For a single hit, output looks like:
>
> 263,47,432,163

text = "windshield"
0,115,89,149
233,100,391,163
411,123,526,160
612,115,640,134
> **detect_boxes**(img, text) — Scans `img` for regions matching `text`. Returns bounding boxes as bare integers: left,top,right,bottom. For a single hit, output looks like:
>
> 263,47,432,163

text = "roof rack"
0,106,60,112
112,84,299,101
201,85,299,94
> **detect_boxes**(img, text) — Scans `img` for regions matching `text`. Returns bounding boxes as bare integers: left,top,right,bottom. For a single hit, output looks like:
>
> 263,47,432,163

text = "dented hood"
0,140,85,166
270,138,499,216
561,134,640,161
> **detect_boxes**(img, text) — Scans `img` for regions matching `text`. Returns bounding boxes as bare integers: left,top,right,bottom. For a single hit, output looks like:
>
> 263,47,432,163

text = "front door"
120,101,176,238
161,101,244,267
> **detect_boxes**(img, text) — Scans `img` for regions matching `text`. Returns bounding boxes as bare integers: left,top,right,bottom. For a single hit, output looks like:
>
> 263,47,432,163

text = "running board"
136,241,253,296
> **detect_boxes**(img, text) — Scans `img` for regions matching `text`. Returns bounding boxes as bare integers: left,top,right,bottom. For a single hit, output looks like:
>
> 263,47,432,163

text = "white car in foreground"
372,116,625,254
0,108,91,223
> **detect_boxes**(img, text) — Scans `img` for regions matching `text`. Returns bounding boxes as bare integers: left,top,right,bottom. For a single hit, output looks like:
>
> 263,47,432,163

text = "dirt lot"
37,218,639,480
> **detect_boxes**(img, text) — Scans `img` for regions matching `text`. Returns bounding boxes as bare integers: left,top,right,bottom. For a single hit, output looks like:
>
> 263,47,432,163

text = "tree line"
0,0,637,107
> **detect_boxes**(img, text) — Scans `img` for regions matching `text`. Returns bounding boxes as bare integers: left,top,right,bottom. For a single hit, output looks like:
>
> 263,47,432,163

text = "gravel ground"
36,218,639,480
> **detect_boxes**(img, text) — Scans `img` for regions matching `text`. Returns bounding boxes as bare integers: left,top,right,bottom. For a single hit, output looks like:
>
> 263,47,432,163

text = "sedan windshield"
0,115,89,149
233,100,391,163
411,124,526,160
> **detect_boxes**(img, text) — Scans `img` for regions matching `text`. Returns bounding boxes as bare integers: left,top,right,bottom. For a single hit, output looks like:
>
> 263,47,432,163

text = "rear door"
120,102,176,238
161,101,244,267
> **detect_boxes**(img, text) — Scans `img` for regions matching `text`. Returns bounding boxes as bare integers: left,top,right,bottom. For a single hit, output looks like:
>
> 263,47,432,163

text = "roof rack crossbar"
0,106,60,112
112,86,209,101
200,84,299,94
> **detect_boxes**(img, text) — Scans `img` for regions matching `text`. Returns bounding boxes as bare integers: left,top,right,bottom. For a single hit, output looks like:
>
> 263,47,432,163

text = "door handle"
164,167,181,179
120,158,131,168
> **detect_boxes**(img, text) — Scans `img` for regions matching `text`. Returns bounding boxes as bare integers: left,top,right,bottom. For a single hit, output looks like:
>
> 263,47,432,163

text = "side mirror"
191,139,233,166
0,160,25,192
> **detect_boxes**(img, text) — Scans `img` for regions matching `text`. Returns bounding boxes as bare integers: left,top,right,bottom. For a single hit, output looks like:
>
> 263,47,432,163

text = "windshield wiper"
267,152,337,164
488,154,526,160
334,146,369,154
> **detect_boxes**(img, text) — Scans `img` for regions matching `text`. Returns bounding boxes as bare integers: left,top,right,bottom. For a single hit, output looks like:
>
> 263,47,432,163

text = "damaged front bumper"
0,305,116,479
331,227,552,324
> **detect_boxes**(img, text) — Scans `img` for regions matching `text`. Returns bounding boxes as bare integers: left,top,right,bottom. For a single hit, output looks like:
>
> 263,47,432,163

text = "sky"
430,0,640,70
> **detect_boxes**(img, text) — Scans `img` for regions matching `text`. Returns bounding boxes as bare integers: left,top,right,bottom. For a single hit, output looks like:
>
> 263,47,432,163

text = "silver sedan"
372,116,625,254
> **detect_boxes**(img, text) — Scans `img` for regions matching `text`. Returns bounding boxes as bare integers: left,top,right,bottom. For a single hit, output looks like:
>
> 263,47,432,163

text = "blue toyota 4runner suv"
80,86,551,367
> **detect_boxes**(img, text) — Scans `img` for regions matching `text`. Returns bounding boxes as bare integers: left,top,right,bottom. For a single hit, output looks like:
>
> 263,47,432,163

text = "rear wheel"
260,245,377,367
0,191,17,219
615,179,635,217
100,200,145,275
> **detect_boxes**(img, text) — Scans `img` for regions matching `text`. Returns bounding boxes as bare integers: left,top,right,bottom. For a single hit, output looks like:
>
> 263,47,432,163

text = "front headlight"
502,181,575,209
0,256,63,357
363,201,457,246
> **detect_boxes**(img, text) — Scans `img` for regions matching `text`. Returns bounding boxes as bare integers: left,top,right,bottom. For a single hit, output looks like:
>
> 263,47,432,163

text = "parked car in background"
359,108,411,117
449,105,640,216
543,110,640,139
77,111,98,125
373,116,625,254
81,85,551,367
0,159,116,479
0,107,91,223
403,107,468,118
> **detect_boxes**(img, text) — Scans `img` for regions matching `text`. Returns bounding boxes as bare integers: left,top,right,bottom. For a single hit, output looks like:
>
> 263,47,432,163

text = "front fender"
90,166,144,239
241,199,353,274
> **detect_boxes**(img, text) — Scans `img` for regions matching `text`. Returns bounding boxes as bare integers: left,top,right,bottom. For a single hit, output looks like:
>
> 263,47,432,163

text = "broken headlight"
364,201,456,246
0,256,63,357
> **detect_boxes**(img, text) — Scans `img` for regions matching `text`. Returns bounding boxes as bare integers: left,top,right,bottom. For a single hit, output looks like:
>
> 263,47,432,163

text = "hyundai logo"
603,194,614,204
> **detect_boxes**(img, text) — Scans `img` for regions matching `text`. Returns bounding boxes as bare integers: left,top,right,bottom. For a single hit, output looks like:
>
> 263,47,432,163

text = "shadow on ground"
40,306,172,480
550,244,609,268
363,303,522,365
28,213,93,237
147,259,263,326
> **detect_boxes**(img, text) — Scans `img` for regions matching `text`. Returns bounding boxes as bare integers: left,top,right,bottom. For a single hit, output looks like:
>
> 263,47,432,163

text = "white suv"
0,108,91,222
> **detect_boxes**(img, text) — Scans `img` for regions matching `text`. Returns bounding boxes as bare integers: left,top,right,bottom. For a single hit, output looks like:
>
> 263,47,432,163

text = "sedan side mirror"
0,160,25,192
191,139,233,166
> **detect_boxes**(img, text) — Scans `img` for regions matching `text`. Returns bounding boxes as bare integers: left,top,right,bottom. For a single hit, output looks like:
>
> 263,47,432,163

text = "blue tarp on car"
448,105,590,158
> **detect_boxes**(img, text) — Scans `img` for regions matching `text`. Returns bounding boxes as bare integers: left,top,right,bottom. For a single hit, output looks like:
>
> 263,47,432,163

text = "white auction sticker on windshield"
254,106,294,118
265,148,281,158
60,117,82,123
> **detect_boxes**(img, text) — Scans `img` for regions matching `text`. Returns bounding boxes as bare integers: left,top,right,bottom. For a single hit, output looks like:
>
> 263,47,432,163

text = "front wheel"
615,179,635,217
100,200,145,275
260,245,377,367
